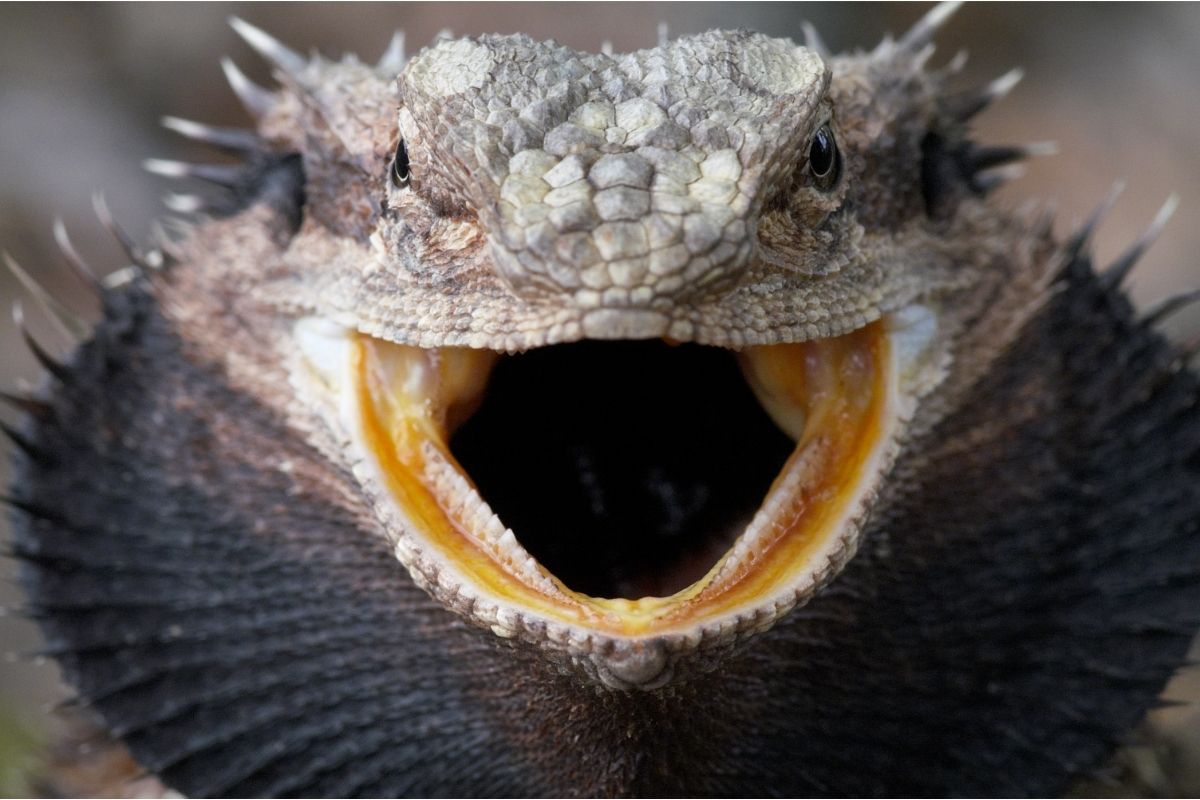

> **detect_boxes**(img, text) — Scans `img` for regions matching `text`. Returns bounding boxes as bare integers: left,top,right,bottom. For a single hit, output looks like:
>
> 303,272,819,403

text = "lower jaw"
294,314,914,646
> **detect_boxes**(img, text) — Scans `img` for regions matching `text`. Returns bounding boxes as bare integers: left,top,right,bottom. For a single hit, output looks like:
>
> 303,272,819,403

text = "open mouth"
451,340,797,600
292,312,926,645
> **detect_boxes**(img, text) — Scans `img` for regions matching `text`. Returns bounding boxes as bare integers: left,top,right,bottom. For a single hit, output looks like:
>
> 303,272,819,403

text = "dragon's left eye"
809,125,840,191
391,139,411,187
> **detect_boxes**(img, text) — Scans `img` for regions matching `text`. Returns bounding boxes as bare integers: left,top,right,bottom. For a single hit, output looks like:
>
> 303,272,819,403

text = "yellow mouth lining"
350,322,894,638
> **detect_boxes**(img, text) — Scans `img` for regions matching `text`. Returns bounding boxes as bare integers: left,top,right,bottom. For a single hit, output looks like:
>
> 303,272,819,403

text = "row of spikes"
804,2,1050,195
0,189,1189,479
160,7,1037,215
147,17,411,216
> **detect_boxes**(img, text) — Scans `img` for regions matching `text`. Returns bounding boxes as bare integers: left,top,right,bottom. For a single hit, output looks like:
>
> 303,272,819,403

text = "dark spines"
148,151,307,234
1,494,66,526
0,420,49,464
1063,182,1126,270
0,390,52,421
1143,288,1200,327
13,241,1200,797
961,143,1032,173
922,135,1051,217
8,286,528,796
14,308,72,384
942,68,1023,123
1101,195,1180,289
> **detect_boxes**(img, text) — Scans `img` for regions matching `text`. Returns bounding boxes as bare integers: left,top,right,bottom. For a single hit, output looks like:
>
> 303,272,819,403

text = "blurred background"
1,3,1198,795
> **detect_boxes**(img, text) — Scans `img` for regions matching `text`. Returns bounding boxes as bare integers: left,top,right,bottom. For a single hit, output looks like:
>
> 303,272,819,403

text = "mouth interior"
450,341,794,599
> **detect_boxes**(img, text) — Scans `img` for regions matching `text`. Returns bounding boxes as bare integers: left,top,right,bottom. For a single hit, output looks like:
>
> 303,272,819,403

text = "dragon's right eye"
391,139,411,187
808,124,840,191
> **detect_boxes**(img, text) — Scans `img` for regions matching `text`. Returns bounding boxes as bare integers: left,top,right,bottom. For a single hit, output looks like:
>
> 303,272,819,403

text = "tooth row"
420,442,560,596
289,315,911,690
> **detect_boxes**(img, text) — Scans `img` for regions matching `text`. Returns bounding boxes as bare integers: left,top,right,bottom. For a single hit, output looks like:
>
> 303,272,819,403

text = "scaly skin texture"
7,6,1200,796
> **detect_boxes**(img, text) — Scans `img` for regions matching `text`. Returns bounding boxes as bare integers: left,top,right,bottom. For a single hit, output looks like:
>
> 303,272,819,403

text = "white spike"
143,158,192,179
161,116,260,150
1023,141,1059,158
93,192,161,270
1132,195,1180,255
144,159,242,186
102,266,140,289
3,253,88,341
378,30,406,75
1072,180,1126,251
220,57,275,117
801,22,830,60
943,49,969,76
601,40,614,56
163,193,206,214
1103,194,1180,287
657,22,669,47
986,68,1024,104
434,28,454,43
899,0,963,52
912,42,937,71
52,218,99,289
162,116,215,140
229,17,307,74
975,163,1026,192
145,220,182,264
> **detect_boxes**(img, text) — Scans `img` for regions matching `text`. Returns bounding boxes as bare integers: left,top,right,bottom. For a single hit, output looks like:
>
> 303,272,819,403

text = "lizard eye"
391,138,411,188
808,124,840,191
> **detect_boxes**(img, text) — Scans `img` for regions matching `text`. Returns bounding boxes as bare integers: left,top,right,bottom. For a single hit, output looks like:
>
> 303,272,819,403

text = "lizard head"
182,4,1051,688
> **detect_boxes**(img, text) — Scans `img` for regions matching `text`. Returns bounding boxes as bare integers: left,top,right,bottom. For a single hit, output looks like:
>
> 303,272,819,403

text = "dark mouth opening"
450,340,794,599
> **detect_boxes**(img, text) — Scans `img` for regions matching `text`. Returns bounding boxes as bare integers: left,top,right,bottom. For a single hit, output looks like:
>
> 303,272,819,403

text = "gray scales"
5,3,1200,796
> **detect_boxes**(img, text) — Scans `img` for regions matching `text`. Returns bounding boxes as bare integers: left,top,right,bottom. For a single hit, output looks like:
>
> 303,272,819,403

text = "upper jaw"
290,304,945,689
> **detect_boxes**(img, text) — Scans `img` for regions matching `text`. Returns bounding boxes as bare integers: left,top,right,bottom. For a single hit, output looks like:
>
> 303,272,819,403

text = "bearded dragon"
6,3,1200,795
